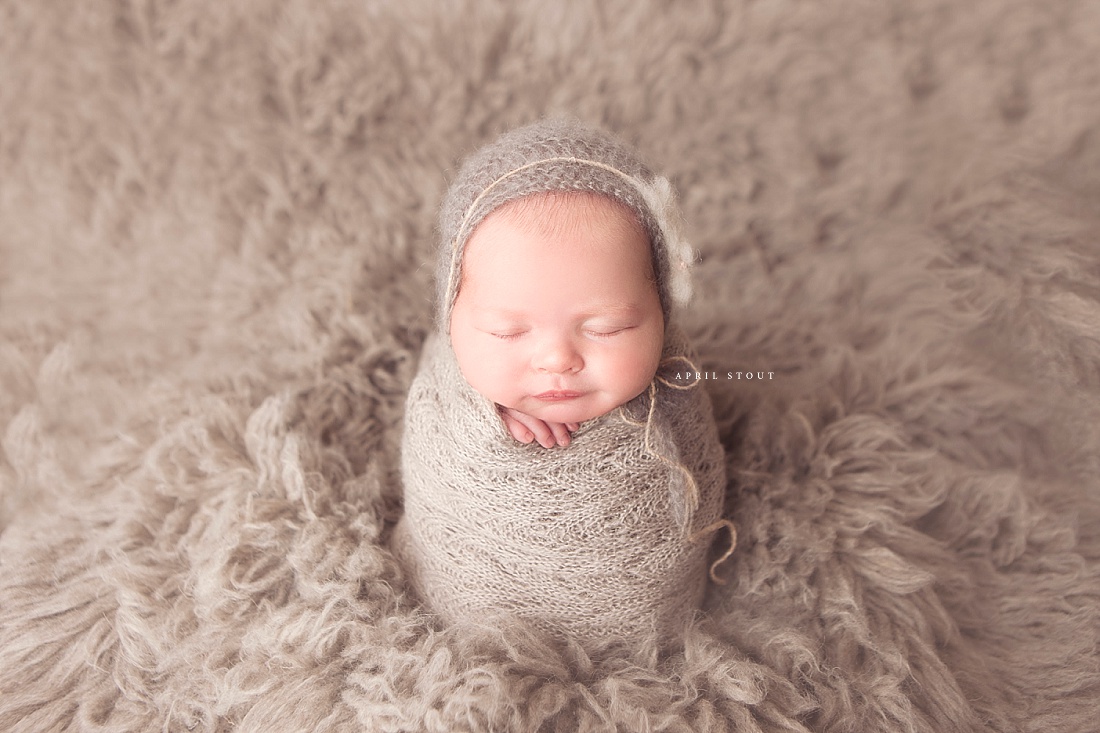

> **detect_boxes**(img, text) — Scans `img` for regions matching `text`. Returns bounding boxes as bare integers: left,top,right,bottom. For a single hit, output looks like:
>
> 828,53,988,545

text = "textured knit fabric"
393,324,726,646
435,117,695,331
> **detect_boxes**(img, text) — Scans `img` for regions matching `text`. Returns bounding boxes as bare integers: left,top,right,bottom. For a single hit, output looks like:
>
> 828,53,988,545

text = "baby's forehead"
455,190,659,296
493,189,628,217
477,190,648,244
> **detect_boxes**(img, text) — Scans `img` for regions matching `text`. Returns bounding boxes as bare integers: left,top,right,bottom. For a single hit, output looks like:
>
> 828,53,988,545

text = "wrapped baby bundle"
393,325,727,645
392,118,732,646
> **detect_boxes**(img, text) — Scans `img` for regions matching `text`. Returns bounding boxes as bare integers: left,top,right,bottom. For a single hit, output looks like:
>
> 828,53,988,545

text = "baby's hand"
498,406,580,449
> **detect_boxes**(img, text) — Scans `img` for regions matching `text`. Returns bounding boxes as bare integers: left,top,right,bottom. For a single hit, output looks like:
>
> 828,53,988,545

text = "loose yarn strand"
619,354,713,534
643,380,701,530
689,519,738,585
619,353,736,577
654,354,702,392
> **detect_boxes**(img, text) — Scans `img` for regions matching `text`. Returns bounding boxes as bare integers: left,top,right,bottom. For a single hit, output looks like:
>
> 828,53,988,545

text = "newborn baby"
393,119,732,648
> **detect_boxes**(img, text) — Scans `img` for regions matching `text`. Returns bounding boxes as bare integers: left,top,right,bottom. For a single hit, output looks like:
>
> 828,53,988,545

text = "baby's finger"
506,409,555,448
566,423,580,432
500,410,534,444
528,421,556,449
549,421,571,447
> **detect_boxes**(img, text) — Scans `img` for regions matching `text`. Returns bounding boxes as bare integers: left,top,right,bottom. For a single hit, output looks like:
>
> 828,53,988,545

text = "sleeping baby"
393,118,734,649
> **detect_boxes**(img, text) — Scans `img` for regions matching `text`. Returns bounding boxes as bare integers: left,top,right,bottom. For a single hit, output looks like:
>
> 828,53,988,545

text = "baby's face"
450,192,665,425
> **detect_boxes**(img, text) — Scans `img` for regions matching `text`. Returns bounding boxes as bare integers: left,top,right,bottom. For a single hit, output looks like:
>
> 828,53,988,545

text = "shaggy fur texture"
2,1,1100,731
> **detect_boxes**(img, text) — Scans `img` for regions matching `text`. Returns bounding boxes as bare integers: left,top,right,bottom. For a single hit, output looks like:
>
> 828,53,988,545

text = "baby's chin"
513,396,618,425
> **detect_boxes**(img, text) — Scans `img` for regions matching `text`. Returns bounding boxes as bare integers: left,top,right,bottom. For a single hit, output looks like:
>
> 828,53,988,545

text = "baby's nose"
533,337,583,374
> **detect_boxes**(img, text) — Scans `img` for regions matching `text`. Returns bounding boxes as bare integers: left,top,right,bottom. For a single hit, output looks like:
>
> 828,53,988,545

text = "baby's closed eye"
584,326,632,339
489,330,527,341
482,325,634,341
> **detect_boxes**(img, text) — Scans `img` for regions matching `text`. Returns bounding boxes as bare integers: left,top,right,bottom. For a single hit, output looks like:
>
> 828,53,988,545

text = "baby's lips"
531,390,584,401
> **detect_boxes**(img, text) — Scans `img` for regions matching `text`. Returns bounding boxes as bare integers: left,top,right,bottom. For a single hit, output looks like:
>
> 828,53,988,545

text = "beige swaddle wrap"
393,325,728,646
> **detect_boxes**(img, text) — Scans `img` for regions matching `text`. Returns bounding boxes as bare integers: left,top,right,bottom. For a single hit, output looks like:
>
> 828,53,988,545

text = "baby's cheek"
453,342,499,399
607,349,658,400
479,353,529,407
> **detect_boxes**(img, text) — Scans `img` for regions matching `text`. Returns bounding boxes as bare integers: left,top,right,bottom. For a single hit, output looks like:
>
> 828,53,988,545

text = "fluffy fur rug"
3,1,1100,731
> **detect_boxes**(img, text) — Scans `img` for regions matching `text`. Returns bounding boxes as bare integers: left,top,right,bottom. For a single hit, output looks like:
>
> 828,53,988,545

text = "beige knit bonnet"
436,118,694,331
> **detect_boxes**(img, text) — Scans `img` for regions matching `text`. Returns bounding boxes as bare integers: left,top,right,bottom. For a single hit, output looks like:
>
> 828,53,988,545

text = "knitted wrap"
435,118,695,331
392,325,727,645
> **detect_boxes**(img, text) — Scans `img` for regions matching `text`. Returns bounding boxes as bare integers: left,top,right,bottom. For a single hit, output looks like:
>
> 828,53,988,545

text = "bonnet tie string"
619,354,737,584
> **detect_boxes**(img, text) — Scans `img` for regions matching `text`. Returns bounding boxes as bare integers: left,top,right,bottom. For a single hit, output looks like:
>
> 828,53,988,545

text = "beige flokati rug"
3,1,1100,731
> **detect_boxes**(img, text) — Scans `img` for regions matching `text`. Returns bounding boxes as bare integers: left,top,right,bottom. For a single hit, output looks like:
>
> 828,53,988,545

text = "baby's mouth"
532,390,583,402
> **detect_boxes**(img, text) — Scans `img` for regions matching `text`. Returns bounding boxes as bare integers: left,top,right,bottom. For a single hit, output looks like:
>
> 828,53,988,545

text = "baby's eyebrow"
475,303,643,319
475,307,529,319
578,302,643,318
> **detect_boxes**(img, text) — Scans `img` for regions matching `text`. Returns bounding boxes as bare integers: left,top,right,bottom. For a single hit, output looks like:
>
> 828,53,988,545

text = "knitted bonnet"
436,118,694,330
